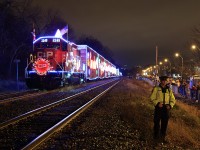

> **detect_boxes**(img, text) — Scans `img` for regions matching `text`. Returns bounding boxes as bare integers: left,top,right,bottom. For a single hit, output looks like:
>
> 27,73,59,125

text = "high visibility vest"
150,86,176,108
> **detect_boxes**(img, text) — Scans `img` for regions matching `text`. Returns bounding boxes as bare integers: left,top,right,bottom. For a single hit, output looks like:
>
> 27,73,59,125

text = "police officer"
150,76,176,142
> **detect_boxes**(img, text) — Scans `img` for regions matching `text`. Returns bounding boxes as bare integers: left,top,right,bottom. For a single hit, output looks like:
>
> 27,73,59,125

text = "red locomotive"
25,29,120,89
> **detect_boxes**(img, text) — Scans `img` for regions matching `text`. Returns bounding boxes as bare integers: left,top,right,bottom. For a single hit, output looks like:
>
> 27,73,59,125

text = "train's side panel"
79,47,87,75
107,62,112,77
66,44,79,73
64,43,73,72
73,47,81,72
110,63,116,77
105,61,108,77
108,62,112,77
87,47,99,80
105,59,117,77
78,45,103,80
78,45,87,79
78,45,119,80
99,54,105,78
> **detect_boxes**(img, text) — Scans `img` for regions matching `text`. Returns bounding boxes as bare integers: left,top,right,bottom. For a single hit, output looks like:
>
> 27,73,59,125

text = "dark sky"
33,0,200,68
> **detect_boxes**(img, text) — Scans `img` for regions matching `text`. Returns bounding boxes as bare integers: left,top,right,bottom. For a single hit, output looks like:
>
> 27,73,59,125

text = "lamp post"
175,53,183,79
164,58,172,76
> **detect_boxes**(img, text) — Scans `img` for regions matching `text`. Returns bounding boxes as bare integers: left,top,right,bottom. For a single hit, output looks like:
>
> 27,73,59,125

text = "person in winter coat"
150,76,176,143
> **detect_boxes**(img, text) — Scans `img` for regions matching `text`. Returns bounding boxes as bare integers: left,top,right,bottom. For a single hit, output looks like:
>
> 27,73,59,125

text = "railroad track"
0,85,74,104
0,79,118,123
0,89,39,101
0,79,120,149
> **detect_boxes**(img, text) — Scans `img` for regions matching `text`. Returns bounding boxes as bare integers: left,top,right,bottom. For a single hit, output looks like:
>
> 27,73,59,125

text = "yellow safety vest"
150,86,176,108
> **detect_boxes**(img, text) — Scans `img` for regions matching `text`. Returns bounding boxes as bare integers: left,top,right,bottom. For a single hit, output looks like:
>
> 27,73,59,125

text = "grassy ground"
37,77,200,149
119,78,200,149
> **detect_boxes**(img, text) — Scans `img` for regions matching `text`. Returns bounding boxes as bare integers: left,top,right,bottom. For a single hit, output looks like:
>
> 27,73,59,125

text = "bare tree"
0,0,74,80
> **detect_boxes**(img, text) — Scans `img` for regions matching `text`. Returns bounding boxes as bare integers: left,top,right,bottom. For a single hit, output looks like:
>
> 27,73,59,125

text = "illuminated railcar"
99,54,106,78
78,45,117,80
25,29,119,89
25,34,85,89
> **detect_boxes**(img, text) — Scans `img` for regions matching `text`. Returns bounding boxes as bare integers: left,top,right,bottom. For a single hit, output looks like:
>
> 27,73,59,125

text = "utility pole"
154,46,159,86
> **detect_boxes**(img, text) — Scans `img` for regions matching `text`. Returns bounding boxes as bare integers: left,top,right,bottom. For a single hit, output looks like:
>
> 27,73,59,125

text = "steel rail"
22,80,120,150
0,80,118,129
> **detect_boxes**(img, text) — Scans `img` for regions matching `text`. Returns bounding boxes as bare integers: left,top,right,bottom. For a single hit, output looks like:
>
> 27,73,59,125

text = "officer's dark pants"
154,105,170,139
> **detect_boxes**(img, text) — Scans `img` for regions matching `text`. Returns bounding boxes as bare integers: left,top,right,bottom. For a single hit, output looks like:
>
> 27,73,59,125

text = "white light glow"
33,36,69,44
55,29,62,38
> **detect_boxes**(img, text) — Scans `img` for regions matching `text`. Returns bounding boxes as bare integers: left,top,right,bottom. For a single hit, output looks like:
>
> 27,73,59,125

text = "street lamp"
175,53,183,79
164,58,172,76
191,44,200,51
158,62,163,75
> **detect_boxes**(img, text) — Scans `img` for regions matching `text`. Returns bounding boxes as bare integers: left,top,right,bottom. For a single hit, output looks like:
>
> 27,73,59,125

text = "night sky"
33,0,200,68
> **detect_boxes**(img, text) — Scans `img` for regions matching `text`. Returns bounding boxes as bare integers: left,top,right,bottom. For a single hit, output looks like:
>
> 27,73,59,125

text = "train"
25,29,121,89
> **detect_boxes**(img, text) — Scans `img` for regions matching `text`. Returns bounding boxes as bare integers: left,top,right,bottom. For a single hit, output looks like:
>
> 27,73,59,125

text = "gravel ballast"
37,78,199,149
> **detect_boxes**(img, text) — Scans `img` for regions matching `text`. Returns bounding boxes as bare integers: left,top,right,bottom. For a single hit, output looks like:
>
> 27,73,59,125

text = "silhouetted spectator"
191,84,197,100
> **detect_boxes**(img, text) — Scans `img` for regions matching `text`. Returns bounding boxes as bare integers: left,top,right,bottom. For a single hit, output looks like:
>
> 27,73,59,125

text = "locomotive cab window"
41,43,61,49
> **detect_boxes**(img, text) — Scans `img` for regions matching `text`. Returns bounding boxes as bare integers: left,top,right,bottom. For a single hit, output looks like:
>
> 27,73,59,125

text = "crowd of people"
154,77,200,102
138,75,199,144
174,79,200,102
149,75,199,144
